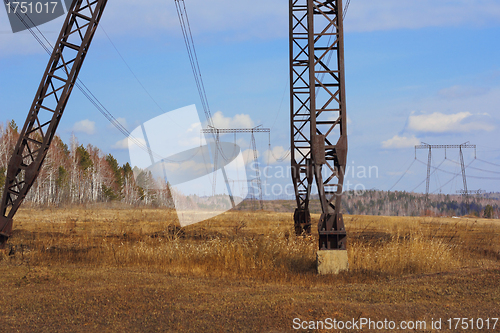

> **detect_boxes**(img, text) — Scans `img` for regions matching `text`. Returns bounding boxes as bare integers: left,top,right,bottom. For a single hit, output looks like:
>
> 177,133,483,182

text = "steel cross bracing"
202,128,271,134
0,1,349,250
0,0,108,246
290,0,348,250
202,127,270,210
415,144,477,150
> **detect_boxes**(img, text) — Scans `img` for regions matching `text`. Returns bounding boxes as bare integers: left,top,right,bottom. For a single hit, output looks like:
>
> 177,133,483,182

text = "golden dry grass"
3,208,499,281
1,207,499,332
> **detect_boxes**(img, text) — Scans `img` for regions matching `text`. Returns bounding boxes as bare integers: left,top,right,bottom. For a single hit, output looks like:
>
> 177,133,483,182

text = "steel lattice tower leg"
459,146,469,215
290,0,348,249
425,146,432,212
251,131,264,210
416,142,475,216
426,147,432,197
0,0,108,247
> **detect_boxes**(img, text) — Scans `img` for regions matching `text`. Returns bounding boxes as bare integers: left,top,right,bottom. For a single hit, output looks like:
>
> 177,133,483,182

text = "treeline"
1,120,498,217
342,190,500,218
0,121,173,207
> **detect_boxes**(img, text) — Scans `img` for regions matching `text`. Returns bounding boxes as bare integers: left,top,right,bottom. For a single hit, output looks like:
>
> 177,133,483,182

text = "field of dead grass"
1,207,499,332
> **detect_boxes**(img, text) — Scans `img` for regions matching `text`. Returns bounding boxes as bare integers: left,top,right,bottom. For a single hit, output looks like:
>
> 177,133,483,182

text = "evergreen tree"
105,153,123,196
484,205,494,219
8,120,18,133
76,145,93,171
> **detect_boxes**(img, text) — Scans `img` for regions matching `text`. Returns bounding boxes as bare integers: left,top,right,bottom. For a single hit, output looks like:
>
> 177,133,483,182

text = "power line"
467,175,500,180
415,158,500,180
411,158,447,192
99,26,169,117
269,78,288,131
446,158,500,175
343,0,352,20
267,132,290,163
174,0,212,127
430,160,476,194
4,2,169,161
476,158,500,168
387,158,416,191
415,158,460,176
432,155,443,191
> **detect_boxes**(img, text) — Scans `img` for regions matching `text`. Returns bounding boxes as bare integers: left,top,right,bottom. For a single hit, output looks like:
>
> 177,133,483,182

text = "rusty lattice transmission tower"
0,1,349,253
290,0,348,250
0,0,108,246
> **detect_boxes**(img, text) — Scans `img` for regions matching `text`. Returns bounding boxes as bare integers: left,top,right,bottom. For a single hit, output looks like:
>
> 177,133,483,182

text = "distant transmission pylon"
202,126,270,210
415,142,476,215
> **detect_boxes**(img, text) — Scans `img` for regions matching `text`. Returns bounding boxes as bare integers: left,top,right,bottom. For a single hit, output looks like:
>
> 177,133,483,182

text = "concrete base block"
317,250,349,275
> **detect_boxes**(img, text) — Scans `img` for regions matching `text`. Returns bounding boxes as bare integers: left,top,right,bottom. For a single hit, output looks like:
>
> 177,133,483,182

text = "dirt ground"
1,208,499,332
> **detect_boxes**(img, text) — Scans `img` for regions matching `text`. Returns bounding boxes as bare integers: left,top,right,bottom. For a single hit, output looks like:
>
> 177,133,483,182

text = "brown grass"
1,208,499,332
3,208,499,281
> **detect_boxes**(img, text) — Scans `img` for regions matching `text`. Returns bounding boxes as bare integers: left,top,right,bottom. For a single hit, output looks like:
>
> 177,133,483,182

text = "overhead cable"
343,0,351,20
4,2,167,161
174,0,213,127
388,158,416,191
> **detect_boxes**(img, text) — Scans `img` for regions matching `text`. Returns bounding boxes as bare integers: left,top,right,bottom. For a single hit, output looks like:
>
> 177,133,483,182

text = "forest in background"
341,190,499,218
0,120,498,218
0,120,172,208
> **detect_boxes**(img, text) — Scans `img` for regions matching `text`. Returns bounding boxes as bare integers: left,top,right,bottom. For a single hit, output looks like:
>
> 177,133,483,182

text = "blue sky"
1,0,499,196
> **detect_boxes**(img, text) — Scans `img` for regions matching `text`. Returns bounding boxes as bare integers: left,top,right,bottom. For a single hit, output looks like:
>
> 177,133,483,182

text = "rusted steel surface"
290,0,348,249
0,0,109,248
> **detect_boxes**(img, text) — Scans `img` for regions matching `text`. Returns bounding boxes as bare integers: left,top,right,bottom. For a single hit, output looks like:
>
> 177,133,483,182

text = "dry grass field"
1,207,499,332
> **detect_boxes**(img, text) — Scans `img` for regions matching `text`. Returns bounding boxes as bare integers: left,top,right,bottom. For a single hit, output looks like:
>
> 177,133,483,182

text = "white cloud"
72,119,96,135
179,122,204,147
407,112,495,133
112,138,129,149
127,137,147,148
382,135,420,149
186,122,202,133
108,117,128,130
211,111,255,129
263,146,291,164
235,137,249,150
242,148,259,165
165,160,208,174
